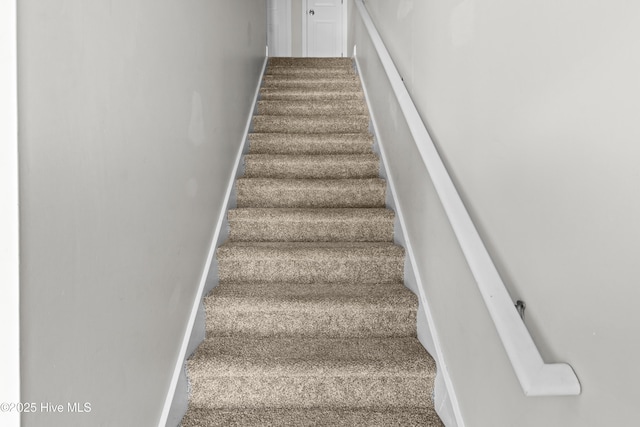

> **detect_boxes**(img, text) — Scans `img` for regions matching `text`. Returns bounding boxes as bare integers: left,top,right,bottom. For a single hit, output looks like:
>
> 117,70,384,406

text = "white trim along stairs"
159,57,270,427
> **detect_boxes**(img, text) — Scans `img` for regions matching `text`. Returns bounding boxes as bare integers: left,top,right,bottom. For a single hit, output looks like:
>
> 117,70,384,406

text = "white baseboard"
355,55,465,427
158,55,268,427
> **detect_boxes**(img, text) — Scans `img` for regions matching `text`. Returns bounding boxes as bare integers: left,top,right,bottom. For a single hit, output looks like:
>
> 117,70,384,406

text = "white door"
267,0,292,57
304,0,344,57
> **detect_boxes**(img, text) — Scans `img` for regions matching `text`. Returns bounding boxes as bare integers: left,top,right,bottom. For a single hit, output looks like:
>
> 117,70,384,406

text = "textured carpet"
182,57,443,426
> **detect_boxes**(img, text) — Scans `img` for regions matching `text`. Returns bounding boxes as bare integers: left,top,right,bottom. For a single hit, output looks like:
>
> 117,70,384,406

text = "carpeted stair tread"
236,178,386,208
248,133,373,154
256,99,368,116
187,337,432,409
188,377,430,411
253,115,369,134
243,154,379,179
190,337,432,376
268,57,353,67
228,208,394,242
262,76,361,91
208,281,414,306
205,281,417,338
266,65,356,76
259,87,364,101
218,240,403,251
263,74,360,83
182,407,443,427
216,241,404,284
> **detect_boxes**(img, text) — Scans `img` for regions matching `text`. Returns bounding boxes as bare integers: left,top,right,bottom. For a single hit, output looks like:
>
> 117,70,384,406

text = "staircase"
181,57,442,426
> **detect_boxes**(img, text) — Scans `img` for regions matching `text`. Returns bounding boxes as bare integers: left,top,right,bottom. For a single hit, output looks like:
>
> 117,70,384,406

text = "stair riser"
268,58,353,67
266,67,355,76
263,75,359,82
189,376,430,409
248,134,373,155
262,79,360,90
217,258,403,284
228,219,393,242
192,336,434,371
256,101,368,116
243,158,379,179
236,180,386,208
253,116,369,134
259,89,364,101
262,82,361,91
206,307,417,338
183,408,439,427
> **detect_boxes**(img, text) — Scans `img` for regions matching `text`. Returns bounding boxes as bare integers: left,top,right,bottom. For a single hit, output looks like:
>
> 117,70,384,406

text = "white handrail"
354,0,580,396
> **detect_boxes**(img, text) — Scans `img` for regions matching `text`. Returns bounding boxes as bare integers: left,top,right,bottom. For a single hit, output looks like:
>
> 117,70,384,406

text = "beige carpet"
182,57,443,426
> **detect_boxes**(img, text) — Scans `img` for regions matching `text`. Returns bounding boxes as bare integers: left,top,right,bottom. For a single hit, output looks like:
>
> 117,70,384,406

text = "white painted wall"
17,1,266,426
0,1,20,427
355,1,640,425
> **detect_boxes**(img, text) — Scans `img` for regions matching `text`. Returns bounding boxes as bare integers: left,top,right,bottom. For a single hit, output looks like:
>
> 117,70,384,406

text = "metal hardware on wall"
515,300,526,321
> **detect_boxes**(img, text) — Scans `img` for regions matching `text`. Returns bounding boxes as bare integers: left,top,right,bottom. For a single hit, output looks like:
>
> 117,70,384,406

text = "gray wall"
18,1,266,426
0,3,20,426
355,1,640,426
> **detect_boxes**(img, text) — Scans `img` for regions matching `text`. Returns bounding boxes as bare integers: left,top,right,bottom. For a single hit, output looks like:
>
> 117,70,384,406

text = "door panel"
306,0,343,57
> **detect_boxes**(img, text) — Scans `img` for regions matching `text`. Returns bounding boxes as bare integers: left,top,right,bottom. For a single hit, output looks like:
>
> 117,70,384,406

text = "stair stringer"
361,61,464,427
161,56,268,427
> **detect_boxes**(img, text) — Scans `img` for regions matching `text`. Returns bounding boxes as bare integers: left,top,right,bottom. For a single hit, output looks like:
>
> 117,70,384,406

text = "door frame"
0,1,21,426
301,0,348,57
267,0,292,57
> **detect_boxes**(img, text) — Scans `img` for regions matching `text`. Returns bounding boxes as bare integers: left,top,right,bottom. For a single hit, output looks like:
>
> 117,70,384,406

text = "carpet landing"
182,57,443,426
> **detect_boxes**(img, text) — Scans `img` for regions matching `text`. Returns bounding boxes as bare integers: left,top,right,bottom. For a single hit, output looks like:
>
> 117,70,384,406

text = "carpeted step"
187,336,434,407
205,282,416,337
253,115,369,134
216,242,404,284
262,75,361,91
243,154,379,179
256,100,368,116
182,407,441,427
262,71,360,80
236,178,386,208
259,87,364,101
227,208,394,242
268,57,353,67
248,133,374,155
266,66,355,76
263,73,359,82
